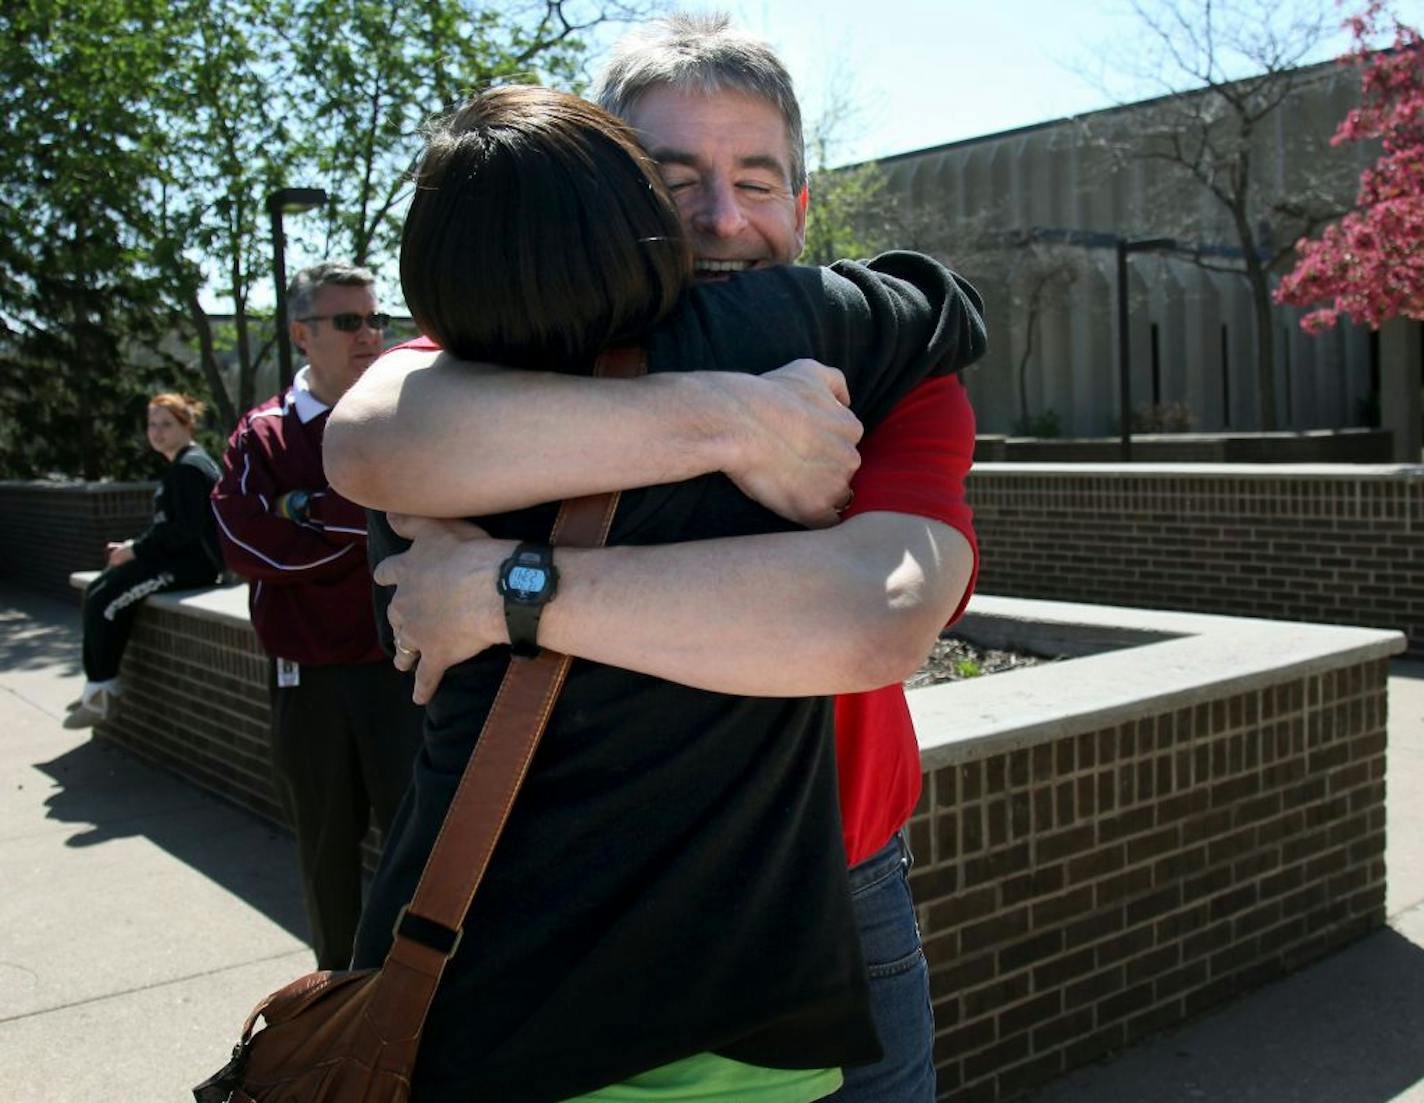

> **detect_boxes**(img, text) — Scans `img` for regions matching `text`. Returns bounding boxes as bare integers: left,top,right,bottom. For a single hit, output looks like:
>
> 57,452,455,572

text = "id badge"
276,658,301,688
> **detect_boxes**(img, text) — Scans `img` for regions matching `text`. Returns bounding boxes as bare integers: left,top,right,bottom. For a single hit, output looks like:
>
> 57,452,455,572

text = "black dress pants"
82,558,213,682
268,659,424,970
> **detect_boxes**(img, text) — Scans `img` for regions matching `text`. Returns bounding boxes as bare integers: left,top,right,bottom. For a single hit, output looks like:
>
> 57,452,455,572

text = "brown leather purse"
194,347,644,1103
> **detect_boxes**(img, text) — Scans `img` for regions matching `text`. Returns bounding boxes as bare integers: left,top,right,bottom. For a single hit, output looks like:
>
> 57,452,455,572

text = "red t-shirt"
386,338,980,865
835,374,978,865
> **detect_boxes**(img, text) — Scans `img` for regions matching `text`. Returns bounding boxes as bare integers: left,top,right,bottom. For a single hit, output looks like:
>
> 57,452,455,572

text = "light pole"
1115,237,1176,461
267,187,328,392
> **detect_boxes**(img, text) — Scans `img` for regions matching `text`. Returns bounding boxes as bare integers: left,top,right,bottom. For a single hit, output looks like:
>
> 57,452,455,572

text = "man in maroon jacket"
211,261,423,970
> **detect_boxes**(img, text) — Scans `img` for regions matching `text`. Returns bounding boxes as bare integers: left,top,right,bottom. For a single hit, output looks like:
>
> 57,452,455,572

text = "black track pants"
81,558,212,682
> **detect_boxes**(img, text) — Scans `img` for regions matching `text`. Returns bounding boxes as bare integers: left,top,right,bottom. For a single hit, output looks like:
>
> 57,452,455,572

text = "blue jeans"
826,830,935,1103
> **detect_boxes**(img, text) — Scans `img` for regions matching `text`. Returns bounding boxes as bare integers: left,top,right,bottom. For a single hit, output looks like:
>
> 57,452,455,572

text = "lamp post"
267,187,328,392
1115,237,1176,461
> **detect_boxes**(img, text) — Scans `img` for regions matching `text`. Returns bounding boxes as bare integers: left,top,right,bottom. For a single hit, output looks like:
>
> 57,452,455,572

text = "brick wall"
907,661,1389,1102
0,481,155,601
106,595,278,820
968,465,1424,655
94,590,386,868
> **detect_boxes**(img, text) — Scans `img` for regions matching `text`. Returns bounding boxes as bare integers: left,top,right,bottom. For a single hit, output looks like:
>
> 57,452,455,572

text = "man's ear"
290,318,309,357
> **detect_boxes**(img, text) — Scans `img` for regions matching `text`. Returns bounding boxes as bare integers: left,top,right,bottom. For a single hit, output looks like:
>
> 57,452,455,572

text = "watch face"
507,564,548,598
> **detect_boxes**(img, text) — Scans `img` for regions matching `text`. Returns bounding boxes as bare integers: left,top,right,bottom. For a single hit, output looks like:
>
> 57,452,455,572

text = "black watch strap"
505,601,544,659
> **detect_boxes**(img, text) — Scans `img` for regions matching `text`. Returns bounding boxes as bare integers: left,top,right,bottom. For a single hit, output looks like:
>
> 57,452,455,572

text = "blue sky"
602,0,1424,166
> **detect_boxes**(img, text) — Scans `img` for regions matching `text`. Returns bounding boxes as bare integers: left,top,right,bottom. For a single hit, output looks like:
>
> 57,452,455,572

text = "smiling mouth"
694,258,757,279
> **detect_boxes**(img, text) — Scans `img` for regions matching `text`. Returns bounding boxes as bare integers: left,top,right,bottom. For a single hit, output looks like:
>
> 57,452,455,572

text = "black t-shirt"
356,253,986,1102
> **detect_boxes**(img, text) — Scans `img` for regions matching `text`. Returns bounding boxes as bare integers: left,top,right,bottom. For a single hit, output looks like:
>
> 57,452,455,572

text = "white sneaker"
62,688,114,729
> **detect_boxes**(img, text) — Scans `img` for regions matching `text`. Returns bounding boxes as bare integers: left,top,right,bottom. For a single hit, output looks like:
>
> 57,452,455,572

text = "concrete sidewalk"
1,581,1422,1102
0,584,314,1100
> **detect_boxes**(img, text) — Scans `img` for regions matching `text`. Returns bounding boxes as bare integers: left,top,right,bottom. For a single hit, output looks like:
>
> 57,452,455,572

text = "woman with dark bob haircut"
353,84,985,1102
399,87,689,372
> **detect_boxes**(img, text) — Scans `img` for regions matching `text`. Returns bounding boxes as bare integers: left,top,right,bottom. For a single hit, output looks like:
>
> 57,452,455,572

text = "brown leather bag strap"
378,345,645,996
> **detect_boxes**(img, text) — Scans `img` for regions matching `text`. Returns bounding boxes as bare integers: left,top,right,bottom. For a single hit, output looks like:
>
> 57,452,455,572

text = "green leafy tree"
0,0,195,479
157,0,290,425
285,0,600,270
0,0,649,478
803,161,892,267
799,75,896,265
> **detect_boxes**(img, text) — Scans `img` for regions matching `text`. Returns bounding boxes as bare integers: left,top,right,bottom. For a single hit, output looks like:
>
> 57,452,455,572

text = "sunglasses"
297,312,391,333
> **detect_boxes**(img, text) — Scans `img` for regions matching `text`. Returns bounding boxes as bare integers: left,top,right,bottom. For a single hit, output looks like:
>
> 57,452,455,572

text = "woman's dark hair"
401,85,692,372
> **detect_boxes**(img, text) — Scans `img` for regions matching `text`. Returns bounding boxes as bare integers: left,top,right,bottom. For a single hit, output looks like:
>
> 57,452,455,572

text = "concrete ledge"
71,570,249,632
917,597,1405,769
973,461,1424,480
974,429,1397,465
1,478,159,492
902,602,1399,1099
74,573,1402,775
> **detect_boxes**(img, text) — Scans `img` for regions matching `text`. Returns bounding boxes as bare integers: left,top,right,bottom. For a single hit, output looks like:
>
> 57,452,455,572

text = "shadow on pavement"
1391,658,1424,682
32,736,309,942
0,602,83,678
1030,925,1424,1103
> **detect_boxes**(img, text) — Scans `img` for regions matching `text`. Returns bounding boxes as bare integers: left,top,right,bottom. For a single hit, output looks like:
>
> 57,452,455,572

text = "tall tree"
0,0,192,479
0,0,649,478
1095,0,1349,429
1276,4,1424,330
800,76,895,266
157,0,290,425
284,0,602,272
933,220,1086,434
802,161,893,267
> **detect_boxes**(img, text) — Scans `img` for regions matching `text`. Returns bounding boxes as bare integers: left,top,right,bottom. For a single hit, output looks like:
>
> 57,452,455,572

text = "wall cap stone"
72,573,1406,774
71,571,249,631
971,462,1424,480
914,595,1406,769
3,479,158,493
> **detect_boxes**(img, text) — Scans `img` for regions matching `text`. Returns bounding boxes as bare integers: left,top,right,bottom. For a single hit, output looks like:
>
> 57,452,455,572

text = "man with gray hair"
328,14,978,1099
213,261,423,972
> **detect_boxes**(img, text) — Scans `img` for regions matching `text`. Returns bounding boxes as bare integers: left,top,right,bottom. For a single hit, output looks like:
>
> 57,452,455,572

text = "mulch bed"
905,636,1054,690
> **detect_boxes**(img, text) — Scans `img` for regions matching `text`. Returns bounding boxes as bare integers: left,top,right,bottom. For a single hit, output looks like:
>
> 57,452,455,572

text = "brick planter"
909,650,1389,1099
70,576,1404,1101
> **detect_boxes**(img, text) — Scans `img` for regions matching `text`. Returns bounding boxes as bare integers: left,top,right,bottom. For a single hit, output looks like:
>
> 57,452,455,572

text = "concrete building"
869,57,1423,460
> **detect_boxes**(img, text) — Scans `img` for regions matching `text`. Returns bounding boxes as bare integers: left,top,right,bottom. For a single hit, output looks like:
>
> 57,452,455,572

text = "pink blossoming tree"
1277,3,1424,331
